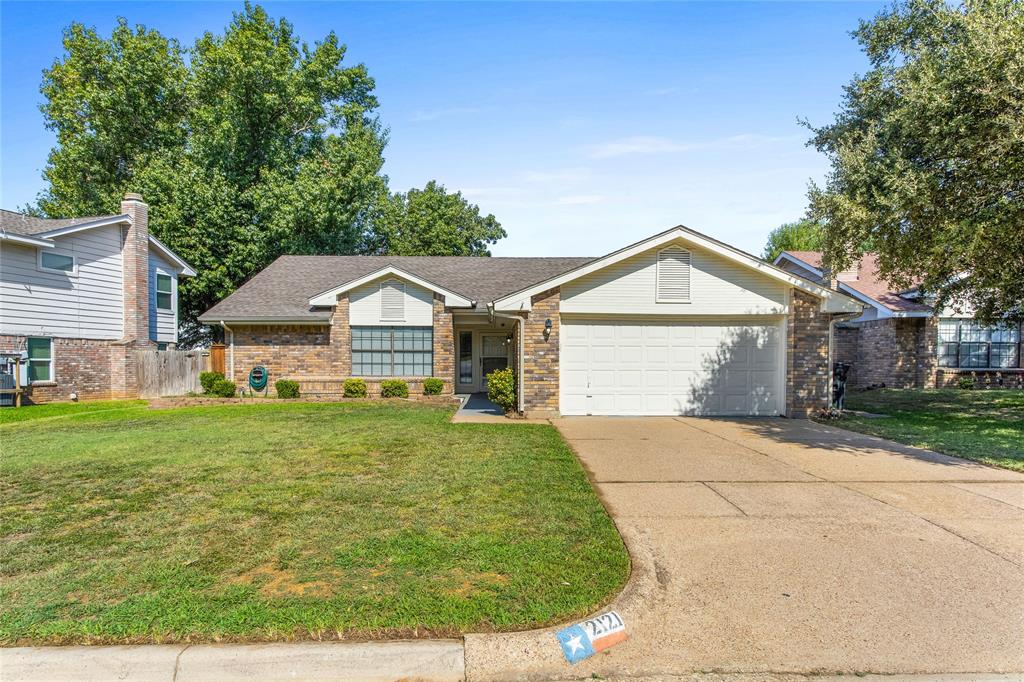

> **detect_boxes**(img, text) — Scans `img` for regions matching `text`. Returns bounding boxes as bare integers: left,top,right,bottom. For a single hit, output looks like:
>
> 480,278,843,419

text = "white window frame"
155,271,174,312
37,249,77,276
655,246,692,304
937,318,1022,369
27,337,55,384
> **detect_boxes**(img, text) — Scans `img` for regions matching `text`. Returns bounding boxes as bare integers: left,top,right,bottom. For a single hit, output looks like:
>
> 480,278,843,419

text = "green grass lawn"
0,401,628,645
836,389,1024,471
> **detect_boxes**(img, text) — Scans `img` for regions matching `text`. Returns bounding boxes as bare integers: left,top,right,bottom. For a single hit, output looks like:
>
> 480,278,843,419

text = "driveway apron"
464,417,1024,681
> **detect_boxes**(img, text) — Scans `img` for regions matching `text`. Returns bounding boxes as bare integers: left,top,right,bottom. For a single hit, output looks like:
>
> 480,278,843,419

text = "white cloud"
554,194,606,206
585,133,801,159
409,106,481,122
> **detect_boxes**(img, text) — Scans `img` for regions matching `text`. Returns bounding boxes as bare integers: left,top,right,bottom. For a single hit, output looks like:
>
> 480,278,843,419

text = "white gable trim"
148,235,197,277
774,252,930,318
36,215,131,239
0,232,55,248
309,265,474,308
494,226,862,313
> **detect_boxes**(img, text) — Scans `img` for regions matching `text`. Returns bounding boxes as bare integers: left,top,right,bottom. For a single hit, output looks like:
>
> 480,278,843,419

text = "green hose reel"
248,365,269,396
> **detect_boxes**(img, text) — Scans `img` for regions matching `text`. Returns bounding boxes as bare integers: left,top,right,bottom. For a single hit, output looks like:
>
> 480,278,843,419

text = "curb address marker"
555,610,628,664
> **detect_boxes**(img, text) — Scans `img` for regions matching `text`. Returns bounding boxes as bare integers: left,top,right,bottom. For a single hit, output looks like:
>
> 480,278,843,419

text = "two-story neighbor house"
775,251,1024,389
0,194,195,402
200,226,862,417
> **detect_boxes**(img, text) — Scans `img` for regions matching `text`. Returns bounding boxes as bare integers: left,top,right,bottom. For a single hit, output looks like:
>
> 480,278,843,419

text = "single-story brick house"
200,226,863,417
775,251,1024,389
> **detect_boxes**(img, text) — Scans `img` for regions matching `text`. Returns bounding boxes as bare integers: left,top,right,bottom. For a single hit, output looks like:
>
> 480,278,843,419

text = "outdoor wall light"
544,318,552,339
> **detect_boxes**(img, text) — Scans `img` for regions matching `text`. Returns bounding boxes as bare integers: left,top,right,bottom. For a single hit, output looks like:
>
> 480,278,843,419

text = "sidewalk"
0,640,464,682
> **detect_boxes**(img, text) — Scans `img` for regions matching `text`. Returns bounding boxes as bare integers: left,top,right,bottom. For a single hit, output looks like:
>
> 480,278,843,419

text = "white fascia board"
835,283,932,318
0,232,55,248
36,214,131,239
197,316,331,325
493,225,862,314
148,235,197,277
308,265,474,308
773,252,825,278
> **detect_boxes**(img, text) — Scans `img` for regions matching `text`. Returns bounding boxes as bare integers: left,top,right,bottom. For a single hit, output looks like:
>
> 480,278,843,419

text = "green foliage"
210,379,237,398
486,367,517,414
199,371,224,394
369,180,506,256
380,379,409,398
422,377,444,395
275,379,300,399
806,0,1024,324
36,4,386,346
342,377,367,398
34,6,512,346
762,220,824,262
956,377,976,391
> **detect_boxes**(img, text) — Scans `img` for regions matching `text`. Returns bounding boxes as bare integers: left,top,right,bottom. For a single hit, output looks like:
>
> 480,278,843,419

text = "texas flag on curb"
555,611,628,664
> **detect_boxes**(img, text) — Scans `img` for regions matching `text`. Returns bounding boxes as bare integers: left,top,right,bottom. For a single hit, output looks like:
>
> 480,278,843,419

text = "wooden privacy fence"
135,349,205,398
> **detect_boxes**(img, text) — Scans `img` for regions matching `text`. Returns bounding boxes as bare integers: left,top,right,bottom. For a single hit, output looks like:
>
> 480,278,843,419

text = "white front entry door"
560,318,784,416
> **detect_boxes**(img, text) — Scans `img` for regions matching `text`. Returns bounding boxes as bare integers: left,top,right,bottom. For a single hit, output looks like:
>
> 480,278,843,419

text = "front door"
480,333,509,389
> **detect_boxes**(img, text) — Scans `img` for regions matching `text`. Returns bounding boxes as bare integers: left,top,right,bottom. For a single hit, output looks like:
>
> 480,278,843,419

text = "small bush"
343,378,367,398
422,377,444,395
199,371,224,394
211,379,237,398
487,367,516,413
275,379,300,399
957,376,975,390
380,379,409,398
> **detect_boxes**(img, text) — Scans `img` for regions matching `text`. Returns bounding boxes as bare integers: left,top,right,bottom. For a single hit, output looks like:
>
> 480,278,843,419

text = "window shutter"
380,280,405,321
657,247,691,302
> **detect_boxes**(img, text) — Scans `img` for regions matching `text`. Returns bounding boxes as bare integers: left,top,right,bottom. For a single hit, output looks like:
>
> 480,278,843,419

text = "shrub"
380,379,409,398
199,371,224,394
211,379,237,398
486,367,516,413
957,376,975,390
275,379,300,399
422,377,444,395
343,378,367,398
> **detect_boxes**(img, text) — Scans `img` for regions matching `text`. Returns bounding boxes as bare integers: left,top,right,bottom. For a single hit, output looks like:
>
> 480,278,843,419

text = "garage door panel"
561,318,783,416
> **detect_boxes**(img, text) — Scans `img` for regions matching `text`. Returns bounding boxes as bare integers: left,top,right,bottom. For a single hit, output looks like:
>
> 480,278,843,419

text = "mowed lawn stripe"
0,401,628,644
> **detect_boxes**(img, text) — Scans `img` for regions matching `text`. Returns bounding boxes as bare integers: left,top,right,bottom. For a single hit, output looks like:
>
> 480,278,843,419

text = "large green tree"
36,4,506,345
762,219,824,262
806,0,1024,323
369,181,506,256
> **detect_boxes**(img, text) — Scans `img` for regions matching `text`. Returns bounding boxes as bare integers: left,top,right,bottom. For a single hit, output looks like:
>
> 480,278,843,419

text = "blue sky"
1,1,882,257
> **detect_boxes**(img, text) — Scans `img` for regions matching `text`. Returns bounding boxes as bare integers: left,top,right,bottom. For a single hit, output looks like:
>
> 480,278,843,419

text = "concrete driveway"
466,417,1024,680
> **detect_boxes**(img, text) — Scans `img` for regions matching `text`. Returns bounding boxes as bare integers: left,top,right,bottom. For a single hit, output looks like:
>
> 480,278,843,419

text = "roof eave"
0,232,56,248
36,214,131,238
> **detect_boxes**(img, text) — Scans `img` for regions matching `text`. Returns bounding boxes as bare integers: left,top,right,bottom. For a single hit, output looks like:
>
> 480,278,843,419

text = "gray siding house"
0,194,195,402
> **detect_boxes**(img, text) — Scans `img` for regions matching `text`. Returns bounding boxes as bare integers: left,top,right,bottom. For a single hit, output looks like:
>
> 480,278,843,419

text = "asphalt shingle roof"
781,250,931,313
0,209,122,237
199,255,597,322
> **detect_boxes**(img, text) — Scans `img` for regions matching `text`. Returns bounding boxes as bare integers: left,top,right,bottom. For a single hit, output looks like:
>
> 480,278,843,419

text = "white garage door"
560,318,784,416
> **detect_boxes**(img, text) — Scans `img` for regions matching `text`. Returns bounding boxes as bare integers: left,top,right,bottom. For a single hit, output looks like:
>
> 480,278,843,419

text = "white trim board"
309,265,474,308
494,225,862,314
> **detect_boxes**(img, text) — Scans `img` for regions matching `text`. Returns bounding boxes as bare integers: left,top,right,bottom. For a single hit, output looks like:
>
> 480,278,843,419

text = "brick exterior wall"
227,292,460,395
0,335,126,403
432,295,455,394
522,288,560,417
120,194,151,347
833,325,860,387
786,289,831,417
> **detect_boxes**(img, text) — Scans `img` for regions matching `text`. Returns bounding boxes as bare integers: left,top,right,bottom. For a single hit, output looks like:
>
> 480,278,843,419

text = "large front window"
352,326,432,376
938,319,1021,369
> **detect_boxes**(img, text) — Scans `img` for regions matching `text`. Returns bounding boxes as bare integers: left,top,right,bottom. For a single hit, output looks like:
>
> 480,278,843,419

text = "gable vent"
656,247,691,302
380,279,406,320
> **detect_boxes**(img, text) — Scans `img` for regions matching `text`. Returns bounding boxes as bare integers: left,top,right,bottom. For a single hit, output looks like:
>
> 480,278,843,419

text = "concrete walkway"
1,641,464,682
465,417,1024,681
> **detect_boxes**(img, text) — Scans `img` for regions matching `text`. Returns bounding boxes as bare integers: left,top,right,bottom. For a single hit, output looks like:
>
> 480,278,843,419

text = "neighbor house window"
937,319,1021,369
38,250,75,274
352,326,432,376
156,274,173,311
27,337,53,383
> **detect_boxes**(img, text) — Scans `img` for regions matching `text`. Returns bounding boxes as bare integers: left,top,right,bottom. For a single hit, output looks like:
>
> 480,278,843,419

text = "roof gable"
309,266,473,308
494,226,862,313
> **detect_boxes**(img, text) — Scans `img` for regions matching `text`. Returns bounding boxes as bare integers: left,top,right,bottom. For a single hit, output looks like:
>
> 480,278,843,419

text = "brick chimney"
120,192,151,346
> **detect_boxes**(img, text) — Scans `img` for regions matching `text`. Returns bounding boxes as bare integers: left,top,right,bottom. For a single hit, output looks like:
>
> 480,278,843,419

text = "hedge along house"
0,194,196,402
199,226,862,417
